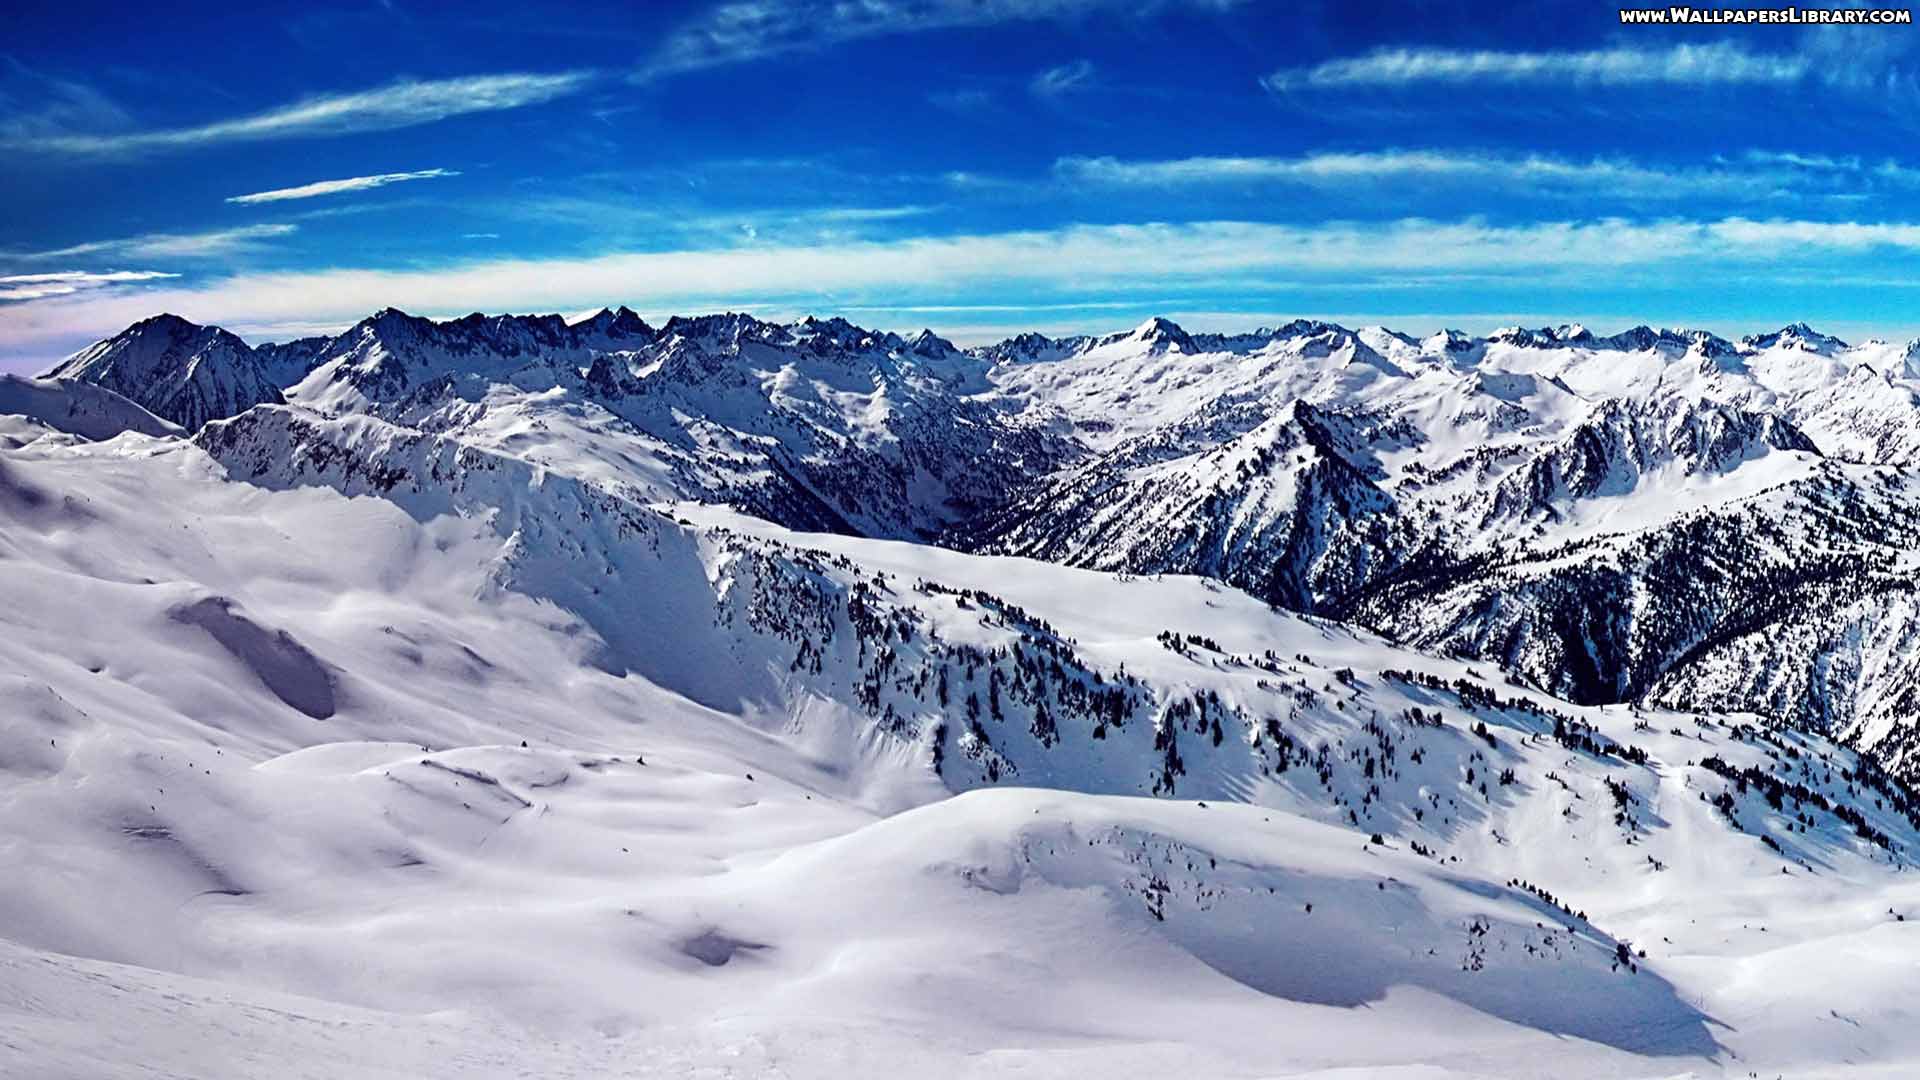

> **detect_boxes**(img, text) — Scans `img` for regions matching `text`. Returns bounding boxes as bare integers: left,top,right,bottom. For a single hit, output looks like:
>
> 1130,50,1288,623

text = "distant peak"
1123,317,1193,352
1742,322,1848,353
1132,316,1186,338
1488,326,1586,348
1423,329,1476,353
353,307,432,340
132,312,200,331
106,313,256,357
1271,318,1350,340
575,305,653,338
904,327,956,355
1591,325,1735,357
793,314,862,334
42,311,280,428
971,330,1090,364
1685,329,1740,359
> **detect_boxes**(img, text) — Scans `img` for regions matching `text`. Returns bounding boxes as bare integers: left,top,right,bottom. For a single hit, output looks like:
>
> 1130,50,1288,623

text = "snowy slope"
7,389,1920,1075
0,374,184,442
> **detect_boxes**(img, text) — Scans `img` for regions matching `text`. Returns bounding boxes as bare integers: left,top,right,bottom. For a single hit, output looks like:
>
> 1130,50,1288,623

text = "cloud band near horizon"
10,215,1920,361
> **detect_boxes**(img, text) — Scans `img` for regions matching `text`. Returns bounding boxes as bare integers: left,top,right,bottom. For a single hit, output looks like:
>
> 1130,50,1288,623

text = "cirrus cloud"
1051,149,1900,199
9,72,593,157
0,270,179,302
1031,59,1097,98
1266,42,1812,92
226,168,460,205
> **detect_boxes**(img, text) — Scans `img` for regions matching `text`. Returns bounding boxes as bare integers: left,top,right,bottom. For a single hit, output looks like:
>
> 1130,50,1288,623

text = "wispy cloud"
1266,42,1811,92
483,189,943,247
1031,59,1096,98
1054,149,1843,198
640,0,1240,79
805,204,937,223
22,224,297,260
0,270,177,302
226,168,459,204
1734,150,1920,188
14,215,1920,357
1741,150,1857,171
10,72,592,156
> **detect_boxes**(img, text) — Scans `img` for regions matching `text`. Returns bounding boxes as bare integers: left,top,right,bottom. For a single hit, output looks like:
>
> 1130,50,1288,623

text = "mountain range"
11,305,1920,1076
41,305,1920,770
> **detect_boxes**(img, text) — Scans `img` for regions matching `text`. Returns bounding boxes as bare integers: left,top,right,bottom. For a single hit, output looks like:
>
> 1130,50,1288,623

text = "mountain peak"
1132,316,1186,339
1270,318,1351,341
94,313,254,355
573,305,656,344
1423,328,1477,354
971,331,1089,364
1744,322,1848,353
130,312,203,333
791,314,883,350
42,314,280,430
903,327,957,356
1685,328,1741,360
1591,325,1737,358
346,307,433,345
1123,316,1193,352
1488,325,1594,349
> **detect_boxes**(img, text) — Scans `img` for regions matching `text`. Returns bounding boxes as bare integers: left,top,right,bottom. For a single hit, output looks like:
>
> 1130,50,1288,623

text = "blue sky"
6,0,1920,366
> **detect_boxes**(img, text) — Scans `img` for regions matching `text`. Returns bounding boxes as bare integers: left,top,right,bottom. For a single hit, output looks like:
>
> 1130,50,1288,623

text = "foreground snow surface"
4,415,1920,1077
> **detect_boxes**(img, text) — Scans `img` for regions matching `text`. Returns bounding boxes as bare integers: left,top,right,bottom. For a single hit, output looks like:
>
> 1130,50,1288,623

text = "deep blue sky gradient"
6,0,1920,365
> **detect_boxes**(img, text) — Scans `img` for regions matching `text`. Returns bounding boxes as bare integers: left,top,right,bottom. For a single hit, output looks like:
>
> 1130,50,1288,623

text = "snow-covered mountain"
263,308,1067,539
19,307,1920,1076
43,307,1920,769
968,316,1920,770
40,313,285,430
